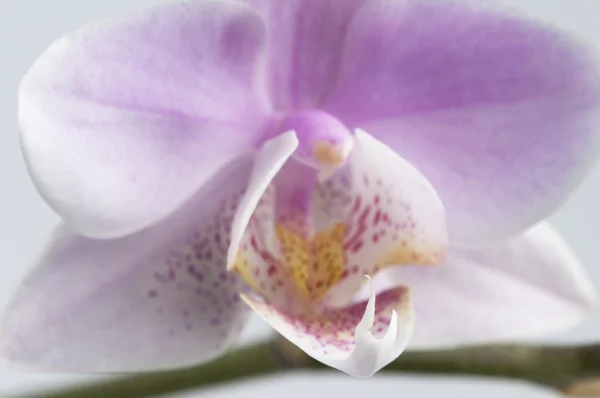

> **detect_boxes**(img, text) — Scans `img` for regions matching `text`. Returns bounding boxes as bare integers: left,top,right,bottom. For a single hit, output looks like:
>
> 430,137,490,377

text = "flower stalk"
10,339,600,398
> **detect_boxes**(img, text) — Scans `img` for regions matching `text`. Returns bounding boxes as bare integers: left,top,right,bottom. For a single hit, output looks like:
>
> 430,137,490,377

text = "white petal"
0,156,254,371
322,129,447,307
227,131,298,270
362,222,596,347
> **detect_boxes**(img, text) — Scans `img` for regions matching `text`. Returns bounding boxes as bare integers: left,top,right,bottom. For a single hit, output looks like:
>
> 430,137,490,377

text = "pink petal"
324,0,600,245
20,0,273,238
242,282,414,377
361,223,596,348
0,157,255,371
242,0,366,109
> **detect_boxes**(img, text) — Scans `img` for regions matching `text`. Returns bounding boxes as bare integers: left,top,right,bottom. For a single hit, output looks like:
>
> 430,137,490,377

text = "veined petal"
361,222,596,348
241,0,367,109
323,130,447,307
0,156,255,371
20,0,273,238
242,282,414,378
324,0,600,245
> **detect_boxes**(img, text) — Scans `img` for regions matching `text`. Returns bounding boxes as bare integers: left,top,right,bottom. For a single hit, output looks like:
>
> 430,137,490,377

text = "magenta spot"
351,240,363,253
147,289,158,298
154,272,169,284
267,264,277,276
373,209,382,225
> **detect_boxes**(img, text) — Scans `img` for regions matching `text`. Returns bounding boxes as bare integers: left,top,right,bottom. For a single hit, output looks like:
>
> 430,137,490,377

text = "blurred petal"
20,0,273,238
242,0,366,108
0,156,255,371
361,223,596,348
243,282,414,377
323,130,447,308
325,0,600,245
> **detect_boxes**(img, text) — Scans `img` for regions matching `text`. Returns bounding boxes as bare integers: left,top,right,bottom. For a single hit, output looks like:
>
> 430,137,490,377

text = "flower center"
231,129,447,315
230,160,354,315
275,221,347,303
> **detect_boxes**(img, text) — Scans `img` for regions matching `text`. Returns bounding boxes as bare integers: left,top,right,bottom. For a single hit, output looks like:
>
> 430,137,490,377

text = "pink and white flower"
2,0,599,377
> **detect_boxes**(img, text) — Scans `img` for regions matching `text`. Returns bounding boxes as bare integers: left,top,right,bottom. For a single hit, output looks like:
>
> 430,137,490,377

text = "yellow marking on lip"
275,222,346,302
378,242,446,268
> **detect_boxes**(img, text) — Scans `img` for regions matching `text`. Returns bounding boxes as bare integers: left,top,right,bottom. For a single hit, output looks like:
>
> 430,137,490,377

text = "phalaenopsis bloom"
2,0,600,377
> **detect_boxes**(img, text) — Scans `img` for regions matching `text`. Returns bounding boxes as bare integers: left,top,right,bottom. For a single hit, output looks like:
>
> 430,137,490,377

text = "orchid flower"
1,0,600,378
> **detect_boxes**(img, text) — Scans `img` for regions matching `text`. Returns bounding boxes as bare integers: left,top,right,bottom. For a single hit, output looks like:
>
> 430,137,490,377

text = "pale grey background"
1,0,599,396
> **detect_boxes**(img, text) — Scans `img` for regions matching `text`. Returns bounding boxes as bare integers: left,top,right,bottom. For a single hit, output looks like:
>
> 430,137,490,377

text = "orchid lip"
230,129,448,315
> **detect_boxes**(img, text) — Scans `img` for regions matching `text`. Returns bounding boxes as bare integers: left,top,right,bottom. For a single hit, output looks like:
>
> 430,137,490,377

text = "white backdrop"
1,0,599,396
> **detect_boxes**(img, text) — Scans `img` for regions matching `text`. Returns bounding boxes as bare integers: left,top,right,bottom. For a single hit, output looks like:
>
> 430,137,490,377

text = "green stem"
11,341,600,398
13,343,288,398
